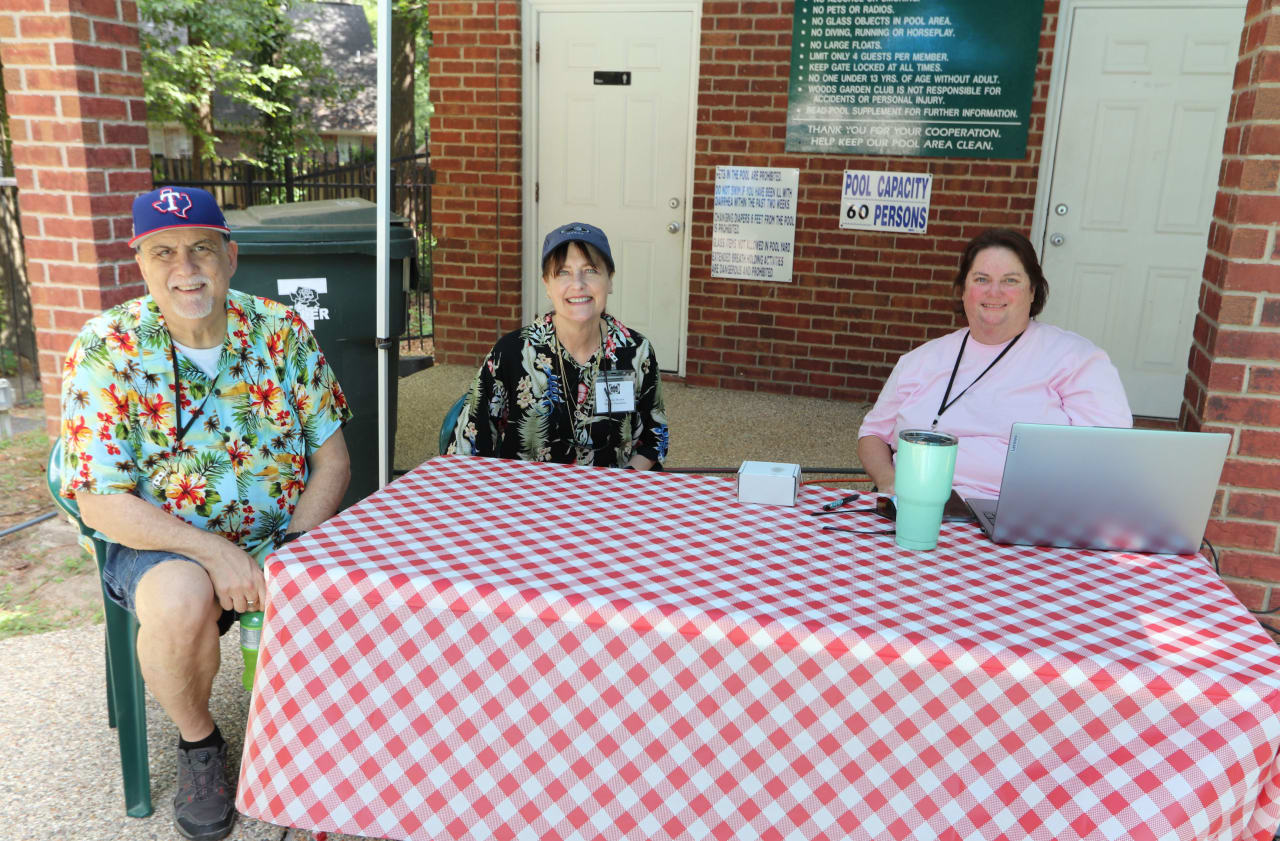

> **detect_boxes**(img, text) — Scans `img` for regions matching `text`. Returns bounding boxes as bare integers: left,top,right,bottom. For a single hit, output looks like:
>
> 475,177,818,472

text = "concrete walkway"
0,626,327,841
395,363,870,476
3,365,870,840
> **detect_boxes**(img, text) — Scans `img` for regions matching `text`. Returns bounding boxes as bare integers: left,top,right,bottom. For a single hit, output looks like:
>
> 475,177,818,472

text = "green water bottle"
239,611,264,691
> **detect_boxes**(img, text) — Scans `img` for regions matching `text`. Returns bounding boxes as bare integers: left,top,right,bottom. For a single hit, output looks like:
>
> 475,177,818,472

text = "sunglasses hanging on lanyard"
172,347,222,445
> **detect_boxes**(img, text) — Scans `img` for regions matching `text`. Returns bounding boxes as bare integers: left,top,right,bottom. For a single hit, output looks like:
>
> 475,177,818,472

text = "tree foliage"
138,0,347,169
0,52,11,177
357,0,432,151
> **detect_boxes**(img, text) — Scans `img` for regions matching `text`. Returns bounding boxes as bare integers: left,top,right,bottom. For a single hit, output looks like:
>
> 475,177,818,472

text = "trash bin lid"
226,198,417,257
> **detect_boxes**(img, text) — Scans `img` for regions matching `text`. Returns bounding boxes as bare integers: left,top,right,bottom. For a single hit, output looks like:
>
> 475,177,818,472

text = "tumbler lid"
898,429,958,446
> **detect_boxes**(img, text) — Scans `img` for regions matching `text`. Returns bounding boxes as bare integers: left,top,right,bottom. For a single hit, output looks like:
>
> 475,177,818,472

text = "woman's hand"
857,435,896,494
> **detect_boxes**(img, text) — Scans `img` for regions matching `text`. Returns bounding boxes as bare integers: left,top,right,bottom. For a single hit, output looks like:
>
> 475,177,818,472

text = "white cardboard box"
736,461,801,507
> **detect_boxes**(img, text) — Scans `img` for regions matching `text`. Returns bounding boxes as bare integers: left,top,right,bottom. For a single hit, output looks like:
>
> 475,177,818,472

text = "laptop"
965,423,1229,553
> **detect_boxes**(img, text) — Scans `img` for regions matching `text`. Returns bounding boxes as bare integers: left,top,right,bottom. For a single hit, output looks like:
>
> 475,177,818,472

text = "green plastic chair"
46,440,152,818
438,393,467,455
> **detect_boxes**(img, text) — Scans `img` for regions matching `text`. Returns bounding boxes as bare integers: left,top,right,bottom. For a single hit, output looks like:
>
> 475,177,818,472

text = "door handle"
1049,234,1065,247
667,221,682,234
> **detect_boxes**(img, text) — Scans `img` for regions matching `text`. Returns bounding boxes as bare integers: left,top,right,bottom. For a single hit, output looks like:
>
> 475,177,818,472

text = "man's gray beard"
169,276,216,321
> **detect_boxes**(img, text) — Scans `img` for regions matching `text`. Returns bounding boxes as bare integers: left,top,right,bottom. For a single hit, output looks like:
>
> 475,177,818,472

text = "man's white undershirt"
172,340,222,380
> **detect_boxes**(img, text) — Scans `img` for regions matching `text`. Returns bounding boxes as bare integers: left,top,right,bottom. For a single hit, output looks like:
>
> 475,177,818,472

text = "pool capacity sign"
840,169,932,234
712,166,800,283
786,0,1044,158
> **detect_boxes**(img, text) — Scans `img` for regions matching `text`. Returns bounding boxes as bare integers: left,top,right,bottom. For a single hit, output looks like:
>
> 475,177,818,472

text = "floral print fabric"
60,289,352,563
449,313,669,468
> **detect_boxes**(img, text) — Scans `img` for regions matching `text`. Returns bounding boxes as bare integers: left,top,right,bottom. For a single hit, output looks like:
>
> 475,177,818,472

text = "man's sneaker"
173,741,236,841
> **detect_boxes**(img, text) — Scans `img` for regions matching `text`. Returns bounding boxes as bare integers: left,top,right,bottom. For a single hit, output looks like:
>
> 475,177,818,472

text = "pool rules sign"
712,166,800,282
786,0,1044,158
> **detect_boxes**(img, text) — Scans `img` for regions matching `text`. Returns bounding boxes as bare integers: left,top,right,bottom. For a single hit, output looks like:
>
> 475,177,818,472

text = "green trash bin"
224,198,418,510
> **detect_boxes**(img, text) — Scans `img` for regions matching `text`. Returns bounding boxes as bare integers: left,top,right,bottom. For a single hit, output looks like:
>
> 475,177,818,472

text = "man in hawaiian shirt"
59,186,352,841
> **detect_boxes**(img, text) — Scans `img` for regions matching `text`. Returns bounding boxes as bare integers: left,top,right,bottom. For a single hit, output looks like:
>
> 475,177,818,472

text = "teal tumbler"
894,429,959,550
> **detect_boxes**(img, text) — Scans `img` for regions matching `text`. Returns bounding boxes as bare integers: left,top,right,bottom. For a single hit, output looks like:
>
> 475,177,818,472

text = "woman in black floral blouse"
448,222,669,469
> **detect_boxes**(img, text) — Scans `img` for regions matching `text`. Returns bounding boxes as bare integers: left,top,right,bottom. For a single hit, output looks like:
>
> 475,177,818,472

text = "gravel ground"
4,366,869,840
0,626,368,840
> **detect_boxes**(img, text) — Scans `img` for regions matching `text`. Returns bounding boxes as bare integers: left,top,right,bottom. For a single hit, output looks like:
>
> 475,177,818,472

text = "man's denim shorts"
102,543,236,634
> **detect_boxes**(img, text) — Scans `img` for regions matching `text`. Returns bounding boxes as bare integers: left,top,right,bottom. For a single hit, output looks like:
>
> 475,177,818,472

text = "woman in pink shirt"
857,228,1132,498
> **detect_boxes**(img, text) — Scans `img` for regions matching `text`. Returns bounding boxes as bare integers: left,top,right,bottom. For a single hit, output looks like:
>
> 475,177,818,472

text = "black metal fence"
0,180,39,406
153,152,435,358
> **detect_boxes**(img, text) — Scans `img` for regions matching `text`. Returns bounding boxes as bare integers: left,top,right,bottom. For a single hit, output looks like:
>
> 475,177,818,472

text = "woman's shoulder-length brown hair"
952,228,1049,318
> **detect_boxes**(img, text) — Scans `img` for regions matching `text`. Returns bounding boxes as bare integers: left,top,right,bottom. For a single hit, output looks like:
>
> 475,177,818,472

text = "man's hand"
76,491,266,611
201,540,267,613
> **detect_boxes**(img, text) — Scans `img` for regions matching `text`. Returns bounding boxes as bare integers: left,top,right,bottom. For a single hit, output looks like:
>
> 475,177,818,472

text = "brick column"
428,0,522,365
0,0,151,435
1183,2,1280,624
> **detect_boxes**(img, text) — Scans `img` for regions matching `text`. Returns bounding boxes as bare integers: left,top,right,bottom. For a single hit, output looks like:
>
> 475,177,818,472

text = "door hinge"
535,41,540,63
535,182,539,202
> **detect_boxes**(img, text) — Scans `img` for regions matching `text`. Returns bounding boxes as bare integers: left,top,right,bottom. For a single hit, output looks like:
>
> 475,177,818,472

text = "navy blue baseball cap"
541,222,614,274
129,186,230,247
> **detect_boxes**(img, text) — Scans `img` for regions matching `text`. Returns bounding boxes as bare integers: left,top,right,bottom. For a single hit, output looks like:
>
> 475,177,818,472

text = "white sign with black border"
595,370,635,413
839,169,933,235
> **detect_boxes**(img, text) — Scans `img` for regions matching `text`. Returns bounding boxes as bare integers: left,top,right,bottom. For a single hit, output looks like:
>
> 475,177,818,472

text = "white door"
1039,4,1243,417
536,10,695,370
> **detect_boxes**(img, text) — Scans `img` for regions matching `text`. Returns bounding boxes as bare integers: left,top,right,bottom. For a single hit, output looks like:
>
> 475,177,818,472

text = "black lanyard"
171,346,221,444
932,329,1024,429
551,322,623,460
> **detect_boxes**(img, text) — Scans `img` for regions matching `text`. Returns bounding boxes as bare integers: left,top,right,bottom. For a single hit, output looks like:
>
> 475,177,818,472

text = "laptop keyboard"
983,510,997,525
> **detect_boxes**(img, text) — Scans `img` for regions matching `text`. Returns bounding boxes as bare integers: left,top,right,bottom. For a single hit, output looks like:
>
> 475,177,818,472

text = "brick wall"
5,0,1270,615
683,1,1058,398
428,0,523,366
0,0,151,434
427,1,1279,608
429,2,1060,397
1184,0,1280,626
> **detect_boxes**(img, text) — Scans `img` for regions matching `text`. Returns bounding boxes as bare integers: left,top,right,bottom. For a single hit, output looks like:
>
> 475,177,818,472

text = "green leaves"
138,0,347,168
249,507,288,548
194,488,221,518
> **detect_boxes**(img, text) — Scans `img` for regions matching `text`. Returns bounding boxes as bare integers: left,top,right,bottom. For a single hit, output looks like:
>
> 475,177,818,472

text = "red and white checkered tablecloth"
237,455,1280,841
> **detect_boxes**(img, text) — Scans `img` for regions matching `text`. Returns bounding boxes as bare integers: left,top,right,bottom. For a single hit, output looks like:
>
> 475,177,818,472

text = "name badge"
596,370,635,413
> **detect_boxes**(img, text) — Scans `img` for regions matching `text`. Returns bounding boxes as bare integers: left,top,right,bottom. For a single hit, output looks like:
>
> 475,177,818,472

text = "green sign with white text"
786,0,1044,158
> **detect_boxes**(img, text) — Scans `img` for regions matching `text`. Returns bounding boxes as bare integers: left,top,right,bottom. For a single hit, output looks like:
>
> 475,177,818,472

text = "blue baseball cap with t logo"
541,222,614,274
129,186,230,247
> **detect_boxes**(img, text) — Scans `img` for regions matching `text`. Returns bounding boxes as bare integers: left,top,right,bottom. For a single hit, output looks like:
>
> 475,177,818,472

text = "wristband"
281,530,306,545
622,465,636,470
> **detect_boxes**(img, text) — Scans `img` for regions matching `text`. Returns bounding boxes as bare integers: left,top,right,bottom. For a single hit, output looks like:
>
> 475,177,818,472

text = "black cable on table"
1201,537,1219,574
